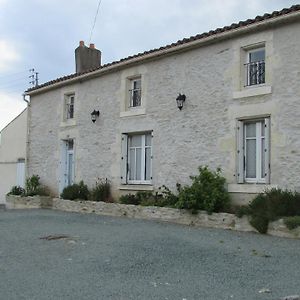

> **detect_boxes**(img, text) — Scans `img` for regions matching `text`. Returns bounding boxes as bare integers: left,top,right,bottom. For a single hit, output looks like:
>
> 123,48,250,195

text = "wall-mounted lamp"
91,110,100,123
176,93,186,110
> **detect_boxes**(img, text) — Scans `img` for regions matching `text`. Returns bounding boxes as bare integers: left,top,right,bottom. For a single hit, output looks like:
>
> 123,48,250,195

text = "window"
245,47,265,86
237,118,270,184
129,78,141,107
65,94,75,119
121,132,152,184
59,139,75,193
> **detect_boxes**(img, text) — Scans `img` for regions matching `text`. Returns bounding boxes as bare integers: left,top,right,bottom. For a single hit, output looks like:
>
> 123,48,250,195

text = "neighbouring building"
0,108,27,203
25,5,300,204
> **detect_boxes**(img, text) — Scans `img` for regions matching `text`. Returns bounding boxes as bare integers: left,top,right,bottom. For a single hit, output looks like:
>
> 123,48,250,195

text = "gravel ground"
0,209,299,300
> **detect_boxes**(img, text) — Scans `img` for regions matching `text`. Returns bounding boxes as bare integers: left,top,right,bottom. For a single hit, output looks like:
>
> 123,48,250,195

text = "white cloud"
0,40,20,72
0,92,26,131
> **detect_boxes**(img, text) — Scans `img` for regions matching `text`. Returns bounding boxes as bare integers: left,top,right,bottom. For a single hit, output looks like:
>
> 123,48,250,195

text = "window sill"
228,183,277,194
120,108,146,118
60,119,76,127
119,184,154,191
233,85,272,99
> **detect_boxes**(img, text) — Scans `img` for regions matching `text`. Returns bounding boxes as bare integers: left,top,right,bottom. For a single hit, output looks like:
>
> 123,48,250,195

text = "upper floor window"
65,94,75,119
129,78,141,107
245,47,265,87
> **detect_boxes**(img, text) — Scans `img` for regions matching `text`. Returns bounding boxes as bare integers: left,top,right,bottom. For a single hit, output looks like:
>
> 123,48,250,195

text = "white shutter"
59,140,67,193
16,159,25,188
237,121,244,183
121,134,128,184
264,118,270,184
150,131,153,181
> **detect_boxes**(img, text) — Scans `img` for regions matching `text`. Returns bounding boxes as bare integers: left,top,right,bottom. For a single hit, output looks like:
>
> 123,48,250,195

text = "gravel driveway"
0,209,299,300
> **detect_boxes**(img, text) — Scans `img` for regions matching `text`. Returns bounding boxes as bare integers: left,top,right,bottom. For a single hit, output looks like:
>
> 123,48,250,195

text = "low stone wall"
5,196,300,239
6,195,53,209
52,198,254,232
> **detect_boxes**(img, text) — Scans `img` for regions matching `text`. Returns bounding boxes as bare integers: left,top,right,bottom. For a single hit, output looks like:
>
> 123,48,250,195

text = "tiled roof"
27,4,300,93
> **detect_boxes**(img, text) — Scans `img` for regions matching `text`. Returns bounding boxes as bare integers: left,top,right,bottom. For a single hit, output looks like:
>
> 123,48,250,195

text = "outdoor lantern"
176,93,186,110
91,110,100,123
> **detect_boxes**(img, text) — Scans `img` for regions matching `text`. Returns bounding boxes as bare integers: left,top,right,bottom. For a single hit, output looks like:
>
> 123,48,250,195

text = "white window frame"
121,132,152,185
237,118,270,184
245,47,265,87
129,77,142,108
66,94,75,119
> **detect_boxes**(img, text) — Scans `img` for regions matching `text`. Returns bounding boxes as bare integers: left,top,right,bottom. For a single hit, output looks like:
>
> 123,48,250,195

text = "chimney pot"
79,40,85,47
90,43,95,49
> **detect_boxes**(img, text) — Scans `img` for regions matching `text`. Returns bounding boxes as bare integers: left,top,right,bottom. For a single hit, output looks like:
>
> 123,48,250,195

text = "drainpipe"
23,93,30,179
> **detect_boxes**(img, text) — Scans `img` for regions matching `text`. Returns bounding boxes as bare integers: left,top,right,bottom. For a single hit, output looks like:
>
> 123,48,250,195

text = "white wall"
0,109,27,203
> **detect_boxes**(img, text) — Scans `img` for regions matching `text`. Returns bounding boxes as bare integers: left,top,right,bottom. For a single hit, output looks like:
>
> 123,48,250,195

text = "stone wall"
6,195,52,209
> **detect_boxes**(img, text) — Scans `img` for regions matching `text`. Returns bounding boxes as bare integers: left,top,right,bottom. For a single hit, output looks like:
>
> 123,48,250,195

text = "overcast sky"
0,0,298,130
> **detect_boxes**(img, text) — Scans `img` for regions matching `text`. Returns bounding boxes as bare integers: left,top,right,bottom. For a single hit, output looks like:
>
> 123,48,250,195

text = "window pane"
261,138,265,178
68,153,73,185
246,139,256,178
145,147,151,180
129,149,135,180
249,49,265,62
129,135,142,147
145,133,152,146
133,79,141,89
136,148,142,180
246,123,256,138
132,90,141,107
68,139,74,150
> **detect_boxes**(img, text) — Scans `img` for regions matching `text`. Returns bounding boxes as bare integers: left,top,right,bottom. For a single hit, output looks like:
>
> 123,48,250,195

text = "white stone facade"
27,12,300,204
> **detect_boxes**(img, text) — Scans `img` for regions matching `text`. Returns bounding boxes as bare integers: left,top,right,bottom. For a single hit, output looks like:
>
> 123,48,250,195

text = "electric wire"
0,70,29,79
88,0,103,44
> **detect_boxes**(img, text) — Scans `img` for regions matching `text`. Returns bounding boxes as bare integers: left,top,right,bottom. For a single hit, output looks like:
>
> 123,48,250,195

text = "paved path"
0,209,299,300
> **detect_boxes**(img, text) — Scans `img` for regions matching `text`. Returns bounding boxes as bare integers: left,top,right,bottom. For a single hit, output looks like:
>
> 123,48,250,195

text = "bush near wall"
120,166,230,214
60,181,89,200
175,166,230,214
237,188,300,233
7,175,49,197
90,178,113,202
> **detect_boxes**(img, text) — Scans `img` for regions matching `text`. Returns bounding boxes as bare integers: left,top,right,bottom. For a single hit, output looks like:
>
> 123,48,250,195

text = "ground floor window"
237,117,270,184
59,139,75,193
121,132,152,184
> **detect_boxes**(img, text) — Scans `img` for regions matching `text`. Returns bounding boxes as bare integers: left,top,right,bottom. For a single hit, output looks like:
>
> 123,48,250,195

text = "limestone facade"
26,11,300,204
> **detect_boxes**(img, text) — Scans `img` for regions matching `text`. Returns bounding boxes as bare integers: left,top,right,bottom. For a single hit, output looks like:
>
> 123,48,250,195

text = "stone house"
25,5,300,204
0,108,27,204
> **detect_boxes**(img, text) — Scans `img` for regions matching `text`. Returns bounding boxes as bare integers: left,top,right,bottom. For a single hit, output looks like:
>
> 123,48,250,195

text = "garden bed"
5,195,300,239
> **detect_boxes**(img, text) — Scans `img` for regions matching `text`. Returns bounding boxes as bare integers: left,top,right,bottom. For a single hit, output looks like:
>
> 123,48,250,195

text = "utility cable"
88,0,103,44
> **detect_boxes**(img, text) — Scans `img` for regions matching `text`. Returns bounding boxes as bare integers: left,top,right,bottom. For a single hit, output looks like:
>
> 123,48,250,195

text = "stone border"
5,195,300,239
5,195,53,209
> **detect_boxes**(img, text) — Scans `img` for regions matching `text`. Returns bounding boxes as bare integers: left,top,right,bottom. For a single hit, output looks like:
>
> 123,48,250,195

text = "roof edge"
26,5,300,96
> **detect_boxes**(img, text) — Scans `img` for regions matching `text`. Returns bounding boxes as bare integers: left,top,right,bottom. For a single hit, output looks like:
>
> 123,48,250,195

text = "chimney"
75,41,101,73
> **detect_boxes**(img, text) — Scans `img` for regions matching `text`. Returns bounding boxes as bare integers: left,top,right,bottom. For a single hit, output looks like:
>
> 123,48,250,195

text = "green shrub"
24,175,49,196
7,186,25,196
175,166,230,214
284,216,300,230
242,188,300,233
90,178,112,202
25,175,41,196
119,194,141,205
235,205,251,218
60,181,89,200
119,187,179,208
